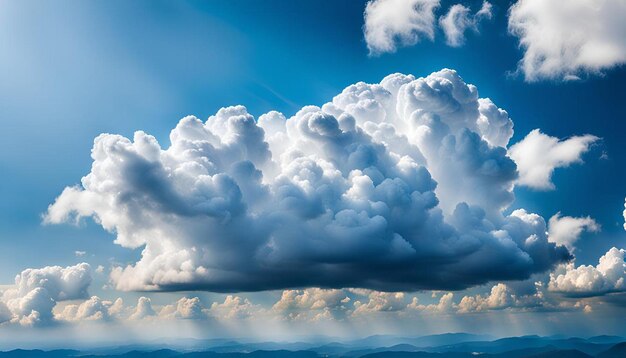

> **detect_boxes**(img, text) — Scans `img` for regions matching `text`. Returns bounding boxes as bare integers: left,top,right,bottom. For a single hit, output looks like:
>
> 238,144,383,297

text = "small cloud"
548,213,599,251
600,151,609,160
508,0,626,81
363,0,440,55
75,251,87,257
508,129,599,190
439,1,492,47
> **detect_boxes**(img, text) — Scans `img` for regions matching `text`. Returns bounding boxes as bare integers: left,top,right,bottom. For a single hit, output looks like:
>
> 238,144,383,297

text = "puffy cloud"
129,297,156,320
454,280,589,313
59,296,114,322
211,295,258,320
407,281,588,314
457,283,514,313
7,263,91,301
439,1,492,47
363,0,440,55
2,263,92,326
508,0,626,81
549,247,626,296
455,282,557,313
407,292,455,313
46,69,573,293
159,297,207,320
548,213,599,251
353,290,406,315
108,297,125,317
508,129,599,190
5,288,55,326
273,289,350,321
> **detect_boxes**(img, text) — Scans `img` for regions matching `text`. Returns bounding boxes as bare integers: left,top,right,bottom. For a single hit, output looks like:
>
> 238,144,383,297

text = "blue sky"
0,0,625,342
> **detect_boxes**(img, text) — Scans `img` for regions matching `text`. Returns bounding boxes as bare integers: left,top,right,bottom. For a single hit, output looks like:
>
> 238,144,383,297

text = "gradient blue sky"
0,0,625,340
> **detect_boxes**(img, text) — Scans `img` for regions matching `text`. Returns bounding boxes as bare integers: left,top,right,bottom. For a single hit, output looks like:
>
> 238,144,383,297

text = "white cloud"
159,297,207,320
1,263,92,326
407,292,455,313
548,213,599,251
108,297,124,318
508,129,599,190
549,247,626,296
508,0,626,81
457,283,514,313
352,290,405,315
273,289,350,321
75,251,86,257
439,1,492,47
129,297,156,320
59,296,115,322
46,69,576,293
477,98,513,148
211,295,258,320
363,0,440,55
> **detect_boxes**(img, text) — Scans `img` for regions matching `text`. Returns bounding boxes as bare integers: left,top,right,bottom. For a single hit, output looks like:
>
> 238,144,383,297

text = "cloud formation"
439,1,492,47
129,297,157,320
159,297,207,320
457,283,517,313
0,282,592,329
353,290,406,315
548,213,599,251
1,263,92,326
210,295,258,320
508,129,599,190
549,247,626,296
508,0,626,81
59,296,115,322
363,0,440,55
46,69,576,293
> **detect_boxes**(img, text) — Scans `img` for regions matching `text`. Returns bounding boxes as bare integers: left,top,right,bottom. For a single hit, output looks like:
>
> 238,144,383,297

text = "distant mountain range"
0,334,625,358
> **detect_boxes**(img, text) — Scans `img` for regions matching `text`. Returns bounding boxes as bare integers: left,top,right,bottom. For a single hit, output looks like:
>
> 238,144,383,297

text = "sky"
0,0,625,346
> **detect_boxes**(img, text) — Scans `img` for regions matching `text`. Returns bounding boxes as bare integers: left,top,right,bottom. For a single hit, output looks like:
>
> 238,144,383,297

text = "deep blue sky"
0,0,624,289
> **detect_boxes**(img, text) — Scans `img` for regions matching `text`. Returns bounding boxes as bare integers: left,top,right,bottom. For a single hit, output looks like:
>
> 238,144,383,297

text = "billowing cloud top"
45,69,572,293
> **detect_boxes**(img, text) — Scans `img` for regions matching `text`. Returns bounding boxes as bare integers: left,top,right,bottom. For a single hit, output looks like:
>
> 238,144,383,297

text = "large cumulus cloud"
45,69,573,293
